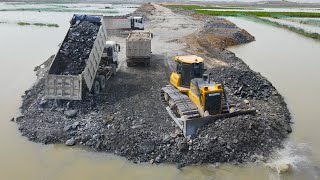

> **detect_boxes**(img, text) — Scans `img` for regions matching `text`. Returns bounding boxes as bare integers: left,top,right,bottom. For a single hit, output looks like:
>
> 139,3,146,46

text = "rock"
163,135,171,143
63,125,72,131
177,138,188,151
10,117,15,122
243,99,250,104
39,97,48,107
131,125,143,129
175,128,182,137
150,159,155,164
71,121,79,129
64,109,78,118
277,163,291,174
65,138,75,146
155,155,161,163
176,163,184,169
285,124,292,133
139,142,155,154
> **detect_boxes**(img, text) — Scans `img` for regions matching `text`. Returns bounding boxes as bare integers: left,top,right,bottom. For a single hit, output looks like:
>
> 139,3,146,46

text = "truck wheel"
98,75,106,90
127,62,132,67
92,80,100,95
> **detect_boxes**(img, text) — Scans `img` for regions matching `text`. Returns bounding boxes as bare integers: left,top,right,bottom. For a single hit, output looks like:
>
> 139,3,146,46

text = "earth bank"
15,3,291,166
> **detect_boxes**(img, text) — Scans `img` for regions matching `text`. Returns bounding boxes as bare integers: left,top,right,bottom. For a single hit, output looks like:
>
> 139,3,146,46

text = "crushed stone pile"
208,67,273,100
49,21,100,75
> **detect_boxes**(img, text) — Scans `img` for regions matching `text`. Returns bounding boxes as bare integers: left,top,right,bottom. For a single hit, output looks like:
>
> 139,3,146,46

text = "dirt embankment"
15,3,291,167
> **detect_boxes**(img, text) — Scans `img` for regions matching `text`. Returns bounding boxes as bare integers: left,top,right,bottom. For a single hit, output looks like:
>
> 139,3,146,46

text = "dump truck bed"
103,16,131,30
126,31,152,58
45,15,107,100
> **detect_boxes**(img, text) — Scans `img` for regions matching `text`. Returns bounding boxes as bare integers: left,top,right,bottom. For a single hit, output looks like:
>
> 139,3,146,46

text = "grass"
17,22,31,26
165,5,248,10
17,21,59,28
195,10,320,18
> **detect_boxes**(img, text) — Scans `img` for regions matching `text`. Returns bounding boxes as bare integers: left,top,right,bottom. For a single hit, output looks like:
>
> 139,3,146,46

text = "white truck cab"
131,17,144,30
102,41,120,68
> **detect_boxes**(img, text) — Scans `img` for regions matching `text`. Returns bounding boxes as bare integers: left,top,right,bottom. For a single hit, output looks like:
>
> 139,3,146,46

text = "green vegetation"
195,10,320,18
165,5,248,10
253,17,320,40
166,5,320,17
17,21,59,28
291,19,320,27
17,22,31,26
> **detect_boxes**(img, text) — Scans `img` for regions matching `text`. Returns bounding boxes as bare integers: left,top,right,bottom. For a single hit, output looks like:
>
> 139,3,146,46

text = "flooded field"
261,17,320,33
1,2,320,180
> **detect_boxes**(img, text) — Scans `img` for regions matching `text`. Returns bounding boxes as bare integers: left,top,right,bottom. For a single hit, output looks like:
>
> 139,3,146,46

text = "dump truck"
45,14,120,100
103,16,144,30
126,31,153,67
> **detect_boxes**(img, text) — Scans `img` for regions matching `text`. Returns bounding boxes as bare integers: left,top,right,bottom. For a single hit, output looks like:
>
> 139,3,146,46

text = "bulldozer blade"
168,108,256,137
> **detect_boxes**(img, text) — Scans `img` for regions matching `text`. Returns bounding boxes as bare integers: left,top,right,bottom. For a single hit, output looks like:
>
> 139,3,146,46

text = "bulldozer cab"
175,55,204,87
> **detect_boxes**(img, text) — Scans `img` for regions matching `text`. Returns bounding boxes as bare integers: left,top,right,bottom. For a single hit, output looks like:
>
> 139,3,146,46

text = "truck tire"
127,62,132,67
92,79,100,95
98,75,106,90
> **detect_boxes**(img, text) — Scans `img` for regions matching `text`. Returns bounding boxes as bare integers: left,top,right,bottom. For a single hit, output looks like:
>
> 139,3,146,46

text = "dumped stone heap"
49,21,100,75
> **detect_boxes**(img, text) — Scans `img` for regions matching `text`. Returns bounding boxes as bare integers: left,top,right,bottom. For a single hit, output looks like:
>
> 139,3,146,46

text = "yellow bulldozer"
161,55,255,136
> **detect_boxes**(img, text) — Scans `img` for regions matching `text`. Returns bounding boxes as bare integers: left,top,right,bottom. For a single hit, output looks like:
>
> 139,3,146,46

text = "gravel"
49,21,100,75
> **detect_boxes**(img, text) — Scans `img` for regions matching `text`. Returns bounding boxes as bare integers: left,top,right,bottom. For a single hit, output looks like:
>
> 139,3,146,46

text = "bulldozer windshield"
177,62,204,87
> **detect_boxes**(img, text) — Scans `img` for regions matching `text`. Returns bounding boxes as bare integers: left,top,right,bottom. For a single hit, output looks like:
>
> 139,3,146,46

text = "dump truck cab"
102,41,120,67
170,55,205,89
131,16,144,30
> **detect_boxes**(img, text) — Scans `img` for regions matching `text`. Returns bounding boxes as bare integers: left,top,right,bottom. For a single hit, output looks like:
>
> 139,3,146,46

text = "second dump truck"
126,31,153,67
45,14,120,100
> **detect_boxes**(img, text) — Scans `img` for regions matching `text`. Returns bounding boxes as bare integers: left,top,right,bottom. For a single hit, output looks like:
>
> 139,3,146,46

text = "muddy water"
1,7,320,180
227,17,320,179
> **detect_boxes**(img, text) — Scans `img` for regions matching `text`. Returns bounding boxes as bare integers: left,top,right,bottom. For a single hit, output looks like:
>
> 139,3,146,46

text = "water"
227,16,320,179
1,3,320,180
261,17,320,33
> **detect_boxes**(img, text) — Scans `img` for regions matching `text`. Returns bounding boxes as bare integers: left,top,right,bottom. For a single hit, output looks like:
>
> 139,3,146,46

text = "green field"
165,5,320,18
195,10,320,18
165,5,248,10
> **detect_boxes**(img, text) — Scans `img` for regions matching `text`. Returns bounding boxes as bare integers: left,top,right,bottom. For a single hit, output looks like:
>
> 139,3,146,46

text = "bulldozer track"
161,85,200,120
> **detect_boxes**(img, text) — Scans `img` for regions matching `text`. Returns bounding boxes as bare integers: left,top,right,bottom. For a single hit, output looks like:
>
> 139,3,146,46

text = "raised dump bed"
126,31,152,67
45,14,109,100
